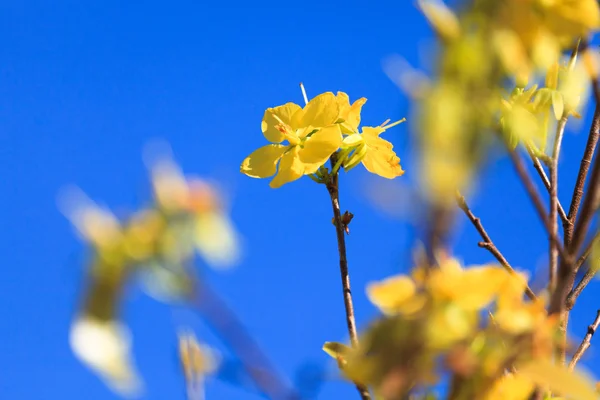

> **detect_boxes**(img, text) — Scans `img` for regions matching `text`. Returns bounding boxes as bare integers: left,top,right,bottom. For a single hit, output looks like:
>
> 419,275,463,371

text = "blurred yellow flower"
485,373,534,400
179,331,218,398
418,0,461,41
70,316,143,397
366,275,425,315
496,0,600,71
148,156,241,268
241,92,343,188
428,260,509,311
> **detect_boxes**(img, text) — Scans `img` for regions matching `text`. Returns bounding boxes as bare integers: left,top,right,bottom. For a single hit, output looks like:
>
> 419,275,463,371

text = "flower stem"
326,153,371,400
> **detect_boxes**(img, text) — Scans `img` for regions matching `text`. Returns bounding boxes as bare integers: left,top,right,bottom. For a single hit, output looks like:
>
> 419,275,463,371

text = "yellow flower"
496,0,600,70
241,92,343,188
58,186,124,252
428,259,509,311
148,156,241,268
342,124,405,179
336,92,367,134
179,332,218,387
485,373,534,400
366,275,425,315
70,316,143,397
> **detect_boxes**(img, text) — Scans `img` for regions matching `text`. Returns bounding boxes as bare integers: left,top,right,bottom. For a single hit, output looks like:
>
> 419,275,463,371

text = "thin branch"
551,109,600,315
575,232,600,272
524,143,569,225
456,192,536,301
568,310,600,371
565,102,600,246
326,153,371,400
191,280,300,400
565,233,600,309
549,117,567,293
567,51,600,257
549,41,600,317
505,146,568,260
567,268,595,311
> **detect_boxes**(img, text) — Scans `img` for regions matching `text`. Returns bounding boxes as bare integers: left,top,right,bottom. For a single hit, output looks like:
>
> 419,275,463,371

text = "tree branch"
456,192,536,301
326,153,371,400
568,310,600,371
549,117,567,293
565,102,600,246
565,233,600,310
505,147,567,260
191,280,300,400
524,143,569,225
551,105,600,316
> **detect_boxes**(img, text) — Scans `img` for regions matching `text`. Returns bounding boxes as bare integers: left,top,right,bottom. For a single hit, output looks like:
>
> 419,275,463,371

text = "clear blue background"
2,1,600,399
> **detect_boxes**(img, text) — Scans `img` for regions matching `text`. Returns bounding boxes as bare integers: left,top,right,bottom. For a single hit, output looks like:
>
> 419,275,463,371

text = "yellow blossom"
496,0,600,71
241,92,343,188
428,260,509,311
335,92,367,134
179,331,218,390
366,275,425,315
342,124,405,179
485,373,534,400
70,316,143,397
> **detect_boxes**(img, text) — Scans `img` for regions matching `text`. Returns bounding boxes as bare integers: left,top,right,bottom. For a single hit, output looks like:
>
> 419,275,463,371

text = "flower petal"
366,275,423,315
342,133,364,148
70,316,144,397
361,148,404,179
299,125,343,173
269,146,304,188
195,211,240,268
337,92,367,133
301,92,339,128
262,103,302,143
241,144,289,178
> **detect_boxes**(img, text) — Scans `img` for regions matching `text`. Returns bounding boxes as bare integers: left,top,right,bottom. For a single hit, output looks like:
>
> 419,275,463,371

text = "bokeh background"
2,1,600,399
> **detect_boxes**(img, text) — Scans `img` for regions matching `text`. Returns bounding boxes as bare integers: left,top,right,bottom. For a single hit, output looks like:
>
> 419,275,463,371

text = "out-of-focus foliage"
60,146,239,397
387,0,600,206
324,254,597,400
240,90,405,188
62,0,600,399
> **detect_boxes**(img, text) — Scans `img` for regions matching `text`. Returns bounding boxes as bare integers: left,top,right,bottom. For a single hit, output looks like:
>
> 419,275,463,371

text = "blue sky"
2,1,600,399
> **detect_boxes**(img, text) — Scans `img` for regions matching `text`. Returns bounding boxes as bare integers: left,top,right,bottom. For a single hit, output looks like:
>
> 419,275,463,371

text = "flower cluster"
501,49,591,152
240,90,405,188
61,150,239,397
324,255,597,399
493,0,600,75
400,0,600,206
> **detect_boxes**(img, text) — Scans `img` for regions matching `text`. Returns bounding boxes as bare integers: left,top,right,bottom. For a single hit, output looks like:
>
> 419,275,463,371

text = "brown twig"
551,103,600,316
568,310,600,371
524,143,569,225
326,153,371,400
567,268,595,311
565,102,600,246
456,192,536,301
565,233,600,310
505,147,567,260
566,42,600,257
548,44,600,366
549,116,567,293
